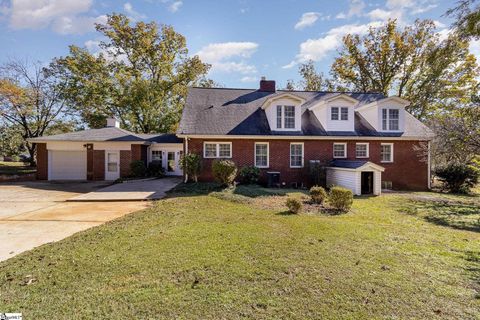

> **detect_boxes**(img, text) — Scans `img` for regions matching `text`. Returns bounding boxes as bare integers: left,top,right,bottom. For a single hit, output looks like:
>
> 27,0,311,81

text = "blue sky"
0,0,474,89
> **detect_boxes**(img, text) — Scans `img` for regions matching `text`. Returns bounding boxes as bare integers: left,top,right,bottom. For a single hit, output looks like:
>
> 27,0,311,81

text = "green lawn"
0,184,479,319
0,161,36,175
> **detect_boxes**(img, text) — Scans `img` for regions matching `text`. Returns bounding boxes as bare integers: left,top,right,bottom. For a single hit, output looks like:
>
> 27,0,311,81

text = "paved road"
0,181,151,261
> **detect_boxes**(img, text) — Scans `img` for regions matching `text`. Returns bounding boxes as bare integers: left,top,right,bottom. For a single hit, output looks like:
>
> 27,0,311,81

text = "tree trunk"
26,143,36,166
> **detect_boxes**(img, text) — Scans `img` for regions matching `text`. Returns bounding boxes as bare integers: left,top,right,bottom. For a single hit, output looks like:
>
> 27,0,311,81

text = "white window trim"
380,143,394,163
333,142,347,159
254,142,269,168
381,108,400,131
290,142,304,168
331,106,339,120
340,107,349,121
203,142,232,159
276,105,296,130
355,143,369,158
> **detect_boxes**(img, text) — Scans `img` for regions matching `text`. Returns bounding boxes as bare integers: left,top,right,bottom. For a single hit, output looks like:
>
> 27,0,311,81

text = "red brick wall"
36,143,48,180
93,150,105,181
120,150,132,177
131,144,148,166
187,138,429,191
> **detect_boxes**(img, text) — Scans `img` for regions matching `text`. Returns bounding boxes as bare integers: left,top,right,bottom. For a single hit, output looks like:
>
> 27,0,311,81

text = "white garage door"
49,150,87,180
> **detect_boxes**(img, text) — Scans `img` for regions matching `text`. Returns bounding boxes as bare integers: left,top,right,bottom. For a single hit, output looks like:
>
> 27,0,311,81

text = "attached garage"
48,150,87,180
326,160,385,196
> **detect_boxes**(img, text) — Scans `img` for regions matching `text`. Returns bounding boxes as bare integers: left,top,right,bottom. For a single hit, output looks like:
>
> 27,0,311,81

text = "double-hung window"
382,108,400,130
290,143,303,168
255,142,269,168
380,143,393,163
204,142,232,158
331,107,339,120
333,143,347,158
331,107,348,120
355,143,369,158
276,105,295,129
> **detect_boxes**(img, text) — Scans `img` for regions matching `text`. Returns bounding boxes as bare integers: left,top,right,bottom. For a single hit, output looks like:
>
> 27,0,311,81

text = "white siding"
264,98,302,131
357,99,406,132
312,96,356,131
326,168,360,195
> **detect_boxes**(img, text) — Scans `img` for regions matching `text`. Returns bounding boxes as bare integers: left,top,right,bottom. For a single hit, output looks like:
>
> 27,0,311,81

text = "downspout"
427,140,431,189
184,136,189,183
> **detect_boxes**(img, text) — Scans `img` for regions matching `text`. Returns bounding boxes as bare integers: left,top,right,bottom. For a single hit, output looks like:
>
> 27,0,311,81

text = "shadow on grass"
276,210,297,216
464,250,480,299
397,197,480,233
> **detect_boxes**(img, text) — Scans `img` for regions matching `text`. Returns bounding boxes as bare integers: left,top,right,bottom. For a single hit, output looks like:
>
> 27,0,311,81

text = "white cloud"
124,2,146,21
240,76,257,83
294,12,320,30
367,8,400,21
4,0,104,34
283,22,381,68
336,0,365,19
168,1,182,13
196,42,259,75
197,42,258,63
52,14,106,35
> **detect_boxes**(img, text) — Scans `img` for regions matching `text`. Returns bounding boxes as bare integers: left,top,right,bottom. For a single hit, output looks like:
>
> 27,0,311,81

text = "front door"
361,172,374,195
105,151,120,180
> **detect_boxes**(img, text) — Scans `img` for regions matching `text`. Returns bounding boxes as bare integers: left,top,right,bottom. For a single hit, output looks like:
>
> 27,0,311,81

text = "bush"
329,186,353,212
310,186,327,204
147,161,165,177
130,160,146,177
286,197,302,214
238,166,260,184
212,159,237,186
435,163,479,193
180,153,201,182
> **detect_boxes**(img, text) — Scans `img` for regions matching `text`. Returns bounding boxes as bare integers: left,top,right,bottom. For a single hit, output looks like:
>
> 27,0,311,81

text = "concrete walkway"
69,177,182,201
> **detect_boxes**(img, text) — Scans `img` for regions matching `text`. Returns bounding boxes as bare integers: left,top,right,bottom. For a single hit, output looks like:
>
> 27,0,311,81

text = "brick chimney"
259,76,276,92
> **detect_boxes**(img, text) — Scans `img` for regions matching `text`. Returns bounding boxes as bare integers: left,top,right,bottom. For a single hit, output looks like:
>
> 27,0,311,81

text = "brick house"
30,78,433,195
177,79,434,194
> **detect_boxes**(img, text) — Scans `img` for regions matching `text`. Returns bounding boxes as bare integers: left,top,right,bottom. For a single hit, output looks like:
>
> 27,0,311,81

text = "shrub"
435,163,479,193
310,186,327,204
130,160,146,177
238,166,260,184
286,197,302,214
147,161,165,177
180,153,201,182
212,159,237,186
329,186,353,212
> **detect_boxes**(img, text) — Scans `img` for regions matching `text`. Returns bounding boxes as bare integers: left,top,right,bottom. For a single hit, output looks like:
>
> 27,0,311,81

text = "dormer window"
276,105,295,129
331,107,348,121
382,108,399,130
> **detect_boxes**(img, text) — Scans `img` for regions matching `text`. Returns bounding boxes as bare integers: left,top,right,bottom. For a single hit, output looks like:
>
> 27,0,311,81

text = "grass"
0,161,36,175
0,184,479,319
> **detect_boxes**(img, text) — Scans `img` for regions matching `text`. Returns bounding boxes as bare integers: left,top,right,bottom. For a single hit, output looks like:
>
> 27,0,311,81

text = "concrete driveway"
0,181,150,261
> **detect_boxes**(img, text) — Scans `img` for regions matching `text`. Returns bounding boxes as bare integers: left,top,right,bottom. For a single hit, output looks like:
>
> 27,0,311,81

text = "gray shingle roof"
330,160,369,169
29,127,181,144
178,87,434,138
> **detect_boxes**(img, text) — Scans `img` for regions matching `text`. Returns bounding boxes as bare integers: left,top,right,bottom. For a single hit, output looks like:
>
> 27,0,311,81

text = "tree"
299,60,327,91
52,14,210,133
0,60,69,165
331,19,479,120
447,0,480,39
0,123,25,158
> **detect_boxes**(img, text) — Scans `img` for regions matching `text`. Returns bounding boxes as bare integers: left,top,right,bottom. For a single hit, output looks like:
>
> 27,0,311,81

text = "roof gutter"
175,134,434,141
